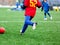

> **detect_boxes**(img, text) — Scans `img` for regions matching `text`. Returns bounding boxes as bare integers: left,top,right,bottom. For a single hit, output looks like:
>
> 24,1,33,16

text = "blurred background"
0,0,60,6
0,0,60,11
0,0,60,45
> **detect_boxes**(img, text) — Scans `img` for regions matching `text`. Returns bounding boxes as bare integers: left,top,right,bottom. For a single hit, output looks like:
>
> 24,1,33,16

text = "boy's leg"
44,12,47,20
25,16,34,26
20,16,34,34
30,17,37,30
16,2,19,8
44,13,46,18
47,11,51,17
21,23,28,33
25,16,37,30
47,11,52,20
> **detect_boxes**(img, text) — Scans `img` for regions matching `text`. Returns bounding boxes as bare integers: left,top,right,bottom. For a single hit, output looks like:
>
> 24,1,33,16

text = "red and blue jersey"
24,0,41,17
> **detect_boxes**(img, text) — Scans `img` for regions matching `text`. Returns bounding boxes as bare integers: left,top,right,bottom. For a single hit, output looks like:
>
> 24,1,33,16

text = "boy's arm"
21,0,29,9
37,0,42,8
41,6,43,11
41,1,44,11
24,0,29,7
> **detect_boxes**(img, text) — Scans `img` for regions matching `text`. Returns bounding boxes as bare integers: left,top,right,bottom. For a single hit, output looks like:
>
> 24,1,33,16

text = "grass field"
0,8,60,45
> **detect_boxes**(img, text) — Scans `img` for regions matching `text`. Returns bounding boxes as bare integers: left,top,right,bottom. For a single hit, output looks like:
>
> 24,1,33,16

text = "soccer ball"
0,27,5,34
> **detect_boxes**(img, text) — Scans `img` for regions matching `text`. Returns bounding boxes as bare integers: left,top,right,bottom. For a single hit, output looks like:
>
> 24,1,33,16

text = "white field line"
0,21,60,23
41,42,60,43
33,42,60,44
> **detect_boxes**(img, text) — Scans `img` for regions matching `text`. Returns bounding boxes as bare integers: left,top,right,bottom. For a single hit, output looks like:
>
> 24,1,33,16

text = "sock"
47,13,51,17
44,13,47,18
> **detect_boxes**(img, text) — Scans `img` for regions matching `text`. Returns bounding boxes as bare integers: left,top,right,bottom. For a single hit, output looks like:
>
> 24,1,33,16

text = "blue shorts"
44,10,49,13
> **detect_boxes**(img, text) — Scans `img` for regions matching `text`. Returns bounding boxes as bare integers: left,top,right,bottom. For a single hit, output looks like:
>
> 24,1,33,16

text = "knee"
44,13,46,15
25,20,29,24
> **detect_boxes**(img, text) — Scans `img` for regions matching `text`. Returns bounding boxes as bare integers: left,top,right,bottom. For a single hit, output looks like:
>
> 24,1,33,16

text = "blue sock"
47,13,51,17
44,13,47,18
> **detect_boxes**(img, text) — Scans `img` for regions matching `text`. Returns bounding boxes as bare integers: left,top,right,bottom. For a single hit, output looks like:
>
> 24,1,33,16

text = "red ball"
0,27,5,34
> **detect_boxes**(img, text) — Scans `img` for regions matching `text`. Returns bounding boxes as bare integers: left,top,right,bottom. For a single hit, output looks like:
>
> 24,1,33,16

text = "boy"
20,0,41,35
42,0,52,20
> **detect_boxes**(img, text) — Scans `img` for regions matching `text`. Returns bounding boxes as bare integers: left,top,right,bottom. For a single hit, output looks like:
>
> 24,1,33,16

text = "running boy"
42,0,52,20
20,0,41,35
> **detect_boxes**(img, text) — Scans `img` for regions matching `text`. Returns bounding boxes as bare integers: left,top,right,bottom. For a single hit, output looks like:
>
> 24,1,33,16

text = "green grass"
0,8,60,45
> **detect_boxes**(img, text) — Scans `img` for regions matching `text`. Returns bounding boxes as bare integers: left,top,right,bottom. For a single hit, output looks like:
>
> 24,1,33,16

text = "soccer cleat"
44,18,47,20
20,30,22,33
32,23,37,30
20,30,23,35
50,16,52,20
